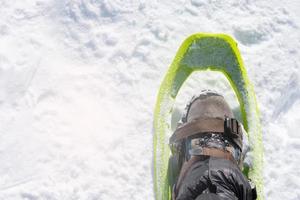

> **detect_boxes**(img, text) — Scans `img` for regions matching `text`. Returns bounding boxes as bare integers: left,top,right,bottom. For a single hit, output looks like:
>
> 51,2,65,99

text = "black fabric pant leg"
209,157,251,200
175,156,251,200
176,156,210,200
195,194,223,200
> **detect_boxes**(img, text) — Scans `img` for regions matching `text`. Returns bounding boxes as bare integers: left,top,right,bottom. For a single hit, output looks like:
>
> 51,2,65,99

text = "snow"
0,0,300,199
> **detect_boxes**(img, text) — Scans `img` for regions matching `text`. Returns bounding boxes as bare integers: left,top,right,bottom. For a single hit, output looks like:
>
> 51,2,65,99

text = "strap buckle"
224,117,240,139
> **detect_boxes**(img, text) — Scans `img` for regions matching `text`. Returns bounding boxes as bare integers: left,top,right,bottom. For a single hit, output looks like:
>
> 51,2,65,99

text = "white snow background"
0,0,300,199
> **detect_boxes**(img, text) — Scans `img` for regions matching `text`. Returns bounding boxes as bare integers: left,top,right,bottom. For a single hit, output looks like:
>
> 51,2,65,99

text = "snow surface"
0,0,300,199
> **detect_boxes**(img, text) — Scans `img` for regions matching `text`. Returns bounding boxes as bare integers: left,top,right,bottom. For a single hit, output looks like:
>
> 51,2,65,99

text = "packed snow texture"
0,0,300,199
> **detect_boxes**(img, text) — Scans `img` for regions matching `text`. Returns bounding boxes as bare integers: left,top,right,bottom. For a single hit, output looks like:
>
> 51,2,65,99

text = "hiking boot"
182,90,234,123
170,90,244,173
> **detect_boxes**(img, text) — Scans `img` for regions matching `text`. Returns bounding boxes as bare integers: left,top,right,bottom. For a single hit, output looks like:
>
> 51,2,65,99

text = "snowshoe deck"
153,33,263,200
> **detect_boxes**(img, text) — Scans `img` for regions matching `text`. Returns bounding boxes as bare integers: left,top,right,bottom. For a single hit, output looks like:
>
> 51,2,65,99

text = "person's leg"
175,157,210,200
208,157,252,200
195,194,225,200
175,156,252,200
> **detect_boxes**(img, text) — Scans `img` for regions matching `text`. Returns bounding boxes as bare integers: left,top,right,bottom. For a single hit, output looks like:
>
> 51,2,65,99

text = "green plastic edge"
153,33,263,200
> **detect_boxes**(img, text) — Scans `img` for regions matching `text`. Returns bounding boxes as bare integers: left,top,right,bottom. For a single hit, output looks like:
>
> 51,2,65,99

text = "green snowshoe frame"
153,33,263,200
